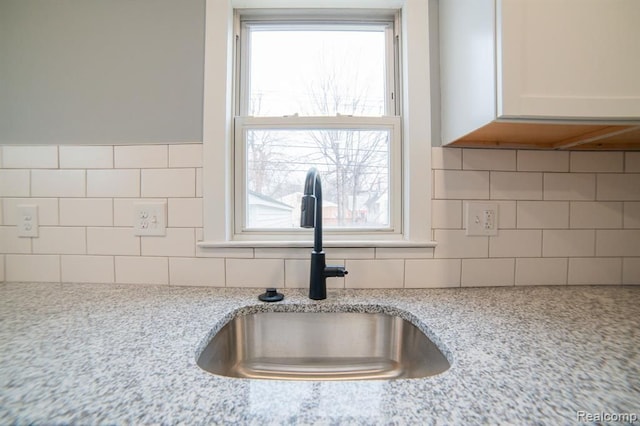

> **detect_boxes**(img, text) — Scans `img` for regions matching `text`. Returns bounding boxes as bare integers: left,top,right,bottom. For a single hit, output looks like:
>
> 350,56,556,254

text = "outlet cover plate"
17,204,39,237
133,202,166,236
465,202,499,236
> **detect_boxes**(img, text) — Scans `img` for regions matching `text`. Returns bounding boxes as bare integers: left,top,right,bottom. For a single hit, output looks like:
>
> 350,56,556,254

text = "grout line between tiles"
166,256,170,286
223,257,228,288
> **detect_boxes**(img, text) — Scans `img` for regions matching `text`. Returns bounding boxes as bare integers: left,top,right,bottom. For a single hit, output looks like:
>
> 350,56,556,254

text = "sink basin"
197,310,450,381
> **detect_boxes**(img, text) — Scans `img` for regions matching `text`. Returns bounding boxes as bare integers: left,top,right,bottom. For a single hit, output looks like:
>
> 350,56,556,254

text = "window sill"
197,240,437,249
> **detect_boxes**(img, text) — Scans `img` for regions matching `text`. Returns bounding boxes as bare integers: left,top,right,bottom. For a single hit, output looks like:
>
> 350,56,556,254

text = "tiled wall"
1,144,639,287
431,148,640,286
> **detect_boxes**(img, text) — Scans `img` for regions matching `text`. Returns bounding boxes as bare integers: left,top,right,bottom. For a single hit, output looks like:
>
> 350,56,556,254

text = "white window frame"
200,0,434,248
235,12,401,240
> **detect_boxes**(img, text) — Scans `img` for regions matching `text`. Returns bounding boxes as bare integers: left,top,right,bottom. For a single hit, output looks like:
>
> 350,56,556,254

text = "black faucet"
300,168,348,300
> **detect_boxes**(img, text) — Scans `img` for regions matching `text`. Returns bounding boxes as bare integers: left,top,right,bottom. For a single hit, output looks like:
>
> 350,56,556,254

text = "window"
235,12,401,238
201,0,433,248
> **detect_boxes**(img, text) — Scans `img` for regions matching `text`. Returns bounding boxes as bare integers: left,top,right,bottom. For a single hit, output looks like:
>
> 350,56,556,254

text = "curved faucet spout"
303,167,320,197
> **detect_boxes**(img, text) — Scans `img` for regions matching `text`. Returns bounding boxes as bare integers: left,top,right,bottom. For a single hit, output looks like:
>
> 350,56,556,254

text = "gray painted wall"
0,0,205,144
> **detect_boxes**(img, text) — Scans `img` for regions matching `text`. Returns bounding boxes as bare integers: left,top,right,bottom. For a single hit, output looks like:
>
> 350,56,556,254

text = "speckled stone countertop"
1,282,638,425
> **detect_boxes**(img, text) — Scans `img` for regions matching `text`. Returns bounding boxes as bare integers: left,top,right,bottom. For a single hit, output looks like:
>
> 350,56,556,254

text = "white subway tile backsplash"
405,259,461,288
115,145,168,168
3,143,640,289
462,149,516,171
326,248,375,259
461,258,514,287
141,169,195,197
255,247,309,259
87,169,140,197
570,152,624,173
115,256,168,285
570,202,623,229
285,259,344,289
2,198,59,226
517,201,569,229
568,258,622,285
623,258,640,285
432,200,462,229
6,254,60,282
517,150,569,172
112,199,133,227
544,173,596,201
32,227,86,255
141,228,195,257
0,226,32,253
515,258,567,286
31,170,85,197
490,172,542,200
195,246,254,259
61,255,115,283
596,230,640,257
344,259,404,288
542,230,595,257
626,152,640,172
0,170,30,197
196,168,203,197
2,146,58,169
624,202,640,228
431,147,462,170
285,259,310,288
59,198,113,226
87,227,140,255
489,230,542,258
434,170,489,199
169,144,203,168
433,230,488,259
375,247,434,259
168,198,202,227
169,257,225,286
496,201,517,229
226,258,284,288
59,146,113,169
597,174,640,201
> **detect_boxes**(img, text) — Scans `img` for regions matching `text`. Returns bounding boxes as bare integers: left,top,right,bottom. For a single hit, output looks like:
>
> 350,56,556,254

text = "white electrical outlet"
133,202,166,236
465,202,499,236
17,204,39,237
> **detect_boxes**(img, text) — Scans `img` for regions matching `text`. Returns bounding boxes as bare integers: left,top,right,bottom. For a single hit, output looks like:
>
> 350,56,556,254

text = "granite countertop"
1,282,638,425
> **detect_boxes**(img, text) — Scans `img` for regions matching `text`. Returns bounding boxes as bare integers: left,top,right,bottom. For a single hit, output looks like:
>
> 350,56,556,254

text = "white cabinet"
439,0,640,149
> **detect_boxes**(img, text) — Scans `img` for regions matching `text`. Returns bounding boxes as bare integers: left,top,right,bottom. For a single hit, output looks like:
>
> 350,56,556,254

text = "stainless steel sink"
197,311,450,381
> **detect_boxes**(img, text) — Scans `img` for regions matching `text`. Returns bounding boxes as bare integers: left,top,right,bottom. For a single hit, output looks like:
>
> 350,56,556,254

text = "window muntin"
235,12,401,237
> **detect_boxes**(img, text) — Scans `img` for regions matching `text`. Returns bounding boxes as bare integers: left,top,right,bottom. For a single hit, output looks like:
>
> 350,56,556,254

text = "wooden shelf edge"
445,121,640,150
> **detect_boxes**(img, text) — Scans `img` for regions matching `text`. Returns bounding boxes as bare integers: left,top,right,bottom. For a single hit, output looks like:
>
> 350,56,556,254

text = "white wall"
0,0,205,144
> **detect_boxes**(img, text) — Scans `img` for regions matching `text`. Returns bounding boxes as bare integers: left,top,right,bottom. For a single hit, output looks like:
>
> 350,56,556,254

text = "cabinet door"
499,0,640,119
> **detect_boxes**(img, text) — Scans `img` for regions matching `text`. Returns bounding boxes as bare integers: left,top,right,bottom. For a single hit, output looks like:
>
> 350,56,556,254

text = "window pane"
248,27,386,117
245,128,391,229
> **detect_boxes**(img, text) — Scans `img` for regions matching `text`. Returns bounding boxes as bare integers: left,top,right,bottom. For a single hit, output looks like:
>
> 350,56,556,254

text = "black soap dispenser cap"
259,288,284,302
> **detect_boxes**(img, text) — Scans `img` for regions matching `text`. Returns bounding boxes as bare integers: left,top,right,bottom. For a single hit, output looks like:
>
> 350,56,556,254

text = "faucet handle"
324,266,348,278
